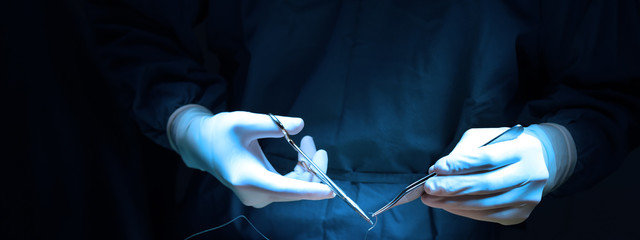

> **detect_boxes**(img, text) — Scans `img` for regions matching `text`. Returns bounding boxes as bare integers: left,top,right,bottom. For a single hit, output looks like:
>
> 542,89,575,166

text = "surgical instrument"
268,113,375,225
372,124,524,217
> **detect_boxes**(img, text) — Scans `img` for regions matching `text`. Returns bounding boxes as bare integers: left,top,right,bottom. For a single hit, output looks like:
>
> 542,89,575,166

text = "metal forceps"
372,124,524,217
268,113,374,225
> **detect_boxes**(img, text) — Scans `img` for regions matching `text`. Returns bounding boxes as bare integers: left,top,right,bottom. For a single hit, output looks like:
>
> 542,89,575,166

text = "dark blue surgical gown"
89,0,640,239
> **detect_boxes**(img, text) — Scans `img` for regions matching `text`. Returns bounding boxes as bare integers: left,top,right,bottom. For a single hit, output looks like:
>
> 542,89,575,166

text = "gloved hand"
422,127,550,225
168,104,335,208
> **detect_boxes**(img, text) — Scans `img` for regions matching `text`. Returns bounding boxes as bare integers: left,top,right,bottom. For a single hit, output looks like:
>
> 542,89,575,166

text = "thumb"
231,111,304,140
258,171,336,201
449,128,509,155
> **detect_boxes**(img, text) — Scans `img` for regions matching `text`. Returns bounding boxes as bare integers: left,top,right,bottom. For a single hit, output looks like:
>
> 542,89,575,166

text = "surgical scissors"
268,113,374,225
371,124,524,217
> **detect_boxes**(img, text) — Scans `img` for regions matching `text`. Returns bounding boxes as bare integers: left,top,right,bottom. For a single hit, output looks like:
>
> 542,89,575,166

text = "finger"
449,128,509,155
287,149,329,183
297,136,317,175
285,136,317,181
298,136,328,183
431,139,526,175
284,162,315,182
424,163,531,196
250,169,336,201
286,136,324,182
438,204,535,225
231,111,304,140
310,150,328,182
421,183,543,211
299,135,317,157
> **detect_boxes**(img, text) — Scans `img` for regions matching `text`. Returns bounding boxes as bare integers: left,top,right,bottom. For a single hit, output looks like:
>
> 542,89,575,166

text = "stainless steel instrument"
269,113,374,225
371,124,524,217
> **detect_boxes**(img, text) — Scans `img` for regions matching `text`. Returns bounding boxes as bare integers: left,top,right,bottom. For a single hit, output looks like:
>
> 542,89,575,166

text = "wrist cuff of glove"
526,123,577,195
166,104,213,153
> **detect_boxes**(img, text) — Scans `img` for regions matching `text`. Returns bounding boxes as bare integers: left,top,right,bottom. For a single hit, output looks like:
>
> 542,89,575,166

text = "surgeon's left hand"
422,127,549,225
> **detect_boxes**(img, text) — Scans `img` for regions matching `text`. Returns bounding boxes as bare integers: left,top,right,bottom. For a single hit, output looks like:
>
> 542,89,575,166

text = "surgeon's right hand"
167,104,335,208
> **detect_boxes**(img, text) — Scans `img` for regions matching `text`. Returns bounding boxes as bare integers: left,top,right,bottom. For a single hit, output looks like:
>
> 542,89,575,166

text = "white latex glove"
168,104,335,208
422,127,549,225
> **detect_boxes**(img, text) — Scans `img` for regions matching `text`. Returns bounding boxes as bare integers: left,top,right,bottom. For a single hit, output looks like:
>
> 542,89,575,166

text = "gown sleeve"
87,0,229,149
518,0,640,197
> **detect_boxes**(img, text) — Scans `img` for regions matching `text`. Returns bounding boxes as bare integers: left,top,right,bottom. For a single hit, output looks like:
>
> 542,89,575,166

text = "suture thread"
184,215,269,240
364,213,378,240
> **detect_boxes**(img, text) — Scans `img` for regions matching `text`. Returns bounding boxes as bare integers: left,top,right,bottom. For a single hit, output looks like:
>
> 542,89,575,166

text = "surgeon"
88,0,640,239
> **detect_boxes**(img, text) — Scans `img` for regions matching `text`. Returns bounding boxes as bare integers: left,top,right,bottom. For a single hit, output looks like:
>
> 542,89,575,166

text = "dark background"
3,0,639,239
3,1,178,239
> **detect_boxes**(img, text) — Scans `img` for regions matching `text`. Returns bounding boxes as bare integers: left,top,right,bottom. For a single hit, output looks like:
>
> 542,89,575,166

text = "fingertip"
420,194,433,207
329,191,337,198
236,113,305,140
433,157,450,174
253,203,269,209
309,184,336,200
268,114,304,134
299,135,317,157
312,149,329,178
300,135,315,151
316,187,336,199
315,149,328,159
423,180,435,194
287,117,304,135
301,135,314,144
